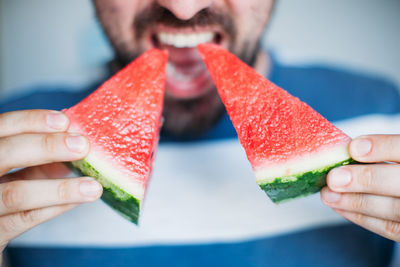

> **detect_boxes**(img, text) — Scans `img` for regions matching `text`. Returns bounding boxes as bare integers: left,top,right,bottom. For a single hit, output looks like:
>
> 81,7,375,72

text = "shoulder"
269,60,400,121
0,84,98,113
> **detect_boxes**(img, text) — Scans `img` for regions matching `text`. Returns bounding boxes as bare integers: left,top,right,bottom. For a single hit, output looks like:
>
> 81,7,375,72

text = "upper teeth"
158,32,214,48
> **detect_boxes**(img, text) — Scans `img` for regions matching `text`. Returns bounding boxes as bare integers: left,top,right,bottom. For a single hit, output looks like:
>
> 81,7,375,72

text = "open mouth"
150,27,225,99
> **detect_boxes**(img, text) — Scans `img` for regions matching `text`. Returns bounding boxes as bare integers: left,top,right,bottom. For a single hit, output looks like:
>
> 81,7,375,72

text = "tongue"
165,46,203,64
167,61,205,79
163,45,214,98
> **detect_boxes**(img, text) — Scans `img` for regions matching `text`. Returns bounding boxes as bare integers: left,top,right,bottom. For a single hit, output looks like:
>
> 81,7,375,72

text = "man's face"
93,0,274,137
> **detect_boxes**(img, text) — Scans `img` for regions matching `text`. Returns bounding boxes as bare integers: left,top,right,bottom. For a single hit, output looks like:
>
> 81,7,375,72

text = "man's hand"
321,134,400,242
0,110,102,254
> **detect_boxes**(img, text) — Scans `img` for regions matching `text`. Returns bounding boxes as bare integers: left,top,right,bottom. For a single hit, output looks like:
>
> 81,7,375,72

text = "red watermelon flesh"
64,49,168,223
198,43,354,203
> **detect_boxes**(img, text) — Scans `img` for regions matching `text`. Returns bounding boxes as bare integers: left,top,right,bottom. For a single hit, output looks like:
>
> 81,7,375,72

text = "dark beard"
110,5,261,138
160,43,260,139
161,86,225,139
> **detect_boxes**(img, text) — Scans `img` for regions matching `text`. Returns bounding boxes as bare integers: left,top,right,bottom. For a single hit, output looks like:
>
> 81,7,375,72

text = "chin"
161,84,225,138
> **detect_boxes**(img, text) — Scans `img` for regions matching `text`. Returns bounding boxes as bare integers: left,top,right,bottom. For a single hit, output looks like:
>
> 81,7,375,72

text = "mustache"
134,4,236,40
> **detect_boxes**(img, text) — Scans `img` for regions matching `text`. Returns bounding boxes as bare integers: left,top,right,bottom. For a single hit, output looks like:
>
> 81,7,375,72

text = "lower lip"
165,63,214,99
159,44,215,99
150,31,225,99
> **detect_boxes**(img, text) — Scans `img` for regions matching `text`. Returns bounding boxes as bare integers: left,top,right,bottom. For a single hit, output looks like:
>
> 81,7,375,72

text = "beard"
108,5,261,138
161,86,225,138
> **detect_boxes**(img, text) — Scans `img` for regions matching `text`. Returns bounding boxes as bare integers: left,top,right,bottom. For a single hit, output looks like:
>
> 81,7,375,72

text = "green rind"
66,160,140,224
257,158,356,203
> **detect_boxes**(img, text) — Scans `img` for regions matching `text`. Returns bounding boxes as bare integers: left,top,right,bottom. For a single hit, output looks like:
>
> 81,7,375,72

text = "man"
1,0,399,266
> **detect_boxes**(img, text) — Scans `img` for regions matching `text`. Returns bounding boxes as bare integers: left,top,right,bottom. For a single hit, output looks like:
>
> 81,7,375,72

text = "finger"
327,164,400,196
0,110,69,137
1,163,72,183
321,187,400,222
0,203,77,244
0,133,89,175
0,178,102,216
350,135,400,163
333,209,400,242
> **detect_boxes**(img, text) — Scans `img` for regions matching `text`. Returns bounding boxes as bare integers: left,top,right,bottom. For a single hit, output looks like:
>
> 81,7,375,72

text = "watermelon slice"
64,49,168,223
198,43,354,203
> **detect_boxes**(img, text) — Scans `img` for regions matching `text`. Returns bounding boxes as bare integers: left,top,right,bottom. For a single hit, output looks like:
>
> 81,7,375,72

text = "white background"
0,0,399,97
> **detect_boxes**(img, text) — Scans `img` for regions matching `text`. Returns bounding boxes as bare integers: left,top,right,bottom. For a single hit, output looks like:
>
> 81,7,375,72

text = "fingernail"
66,134,88,153
351,138,372,157
46,112,68,130
80,178,102,197
322,189,341,203
329,168,352,187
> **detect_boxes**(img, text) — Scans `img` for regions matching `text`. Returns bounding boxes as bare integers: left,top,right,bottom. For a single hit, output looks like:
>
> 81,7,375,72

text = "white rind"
67,122,146,201
255,143,351,183
85,150,145,201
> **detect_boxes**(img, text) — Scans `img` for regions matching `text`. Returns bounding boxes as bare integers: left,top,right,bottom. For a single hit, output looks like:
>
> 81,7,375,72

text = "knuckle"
0,210,40,236
0,110,39,135
387,135,400,159
357,166,374,190
351,212,365,224
384,220,400,237
19,209,38,225
23,111,36,129
0,112,15,129
22,110,43,130
350,193,367,211
2,182,23,209
392,199,400,222
386,135,396,150
7,111,32,129
41,134,56,154
57,180,72,201
0,140,13,174
0,214,19,234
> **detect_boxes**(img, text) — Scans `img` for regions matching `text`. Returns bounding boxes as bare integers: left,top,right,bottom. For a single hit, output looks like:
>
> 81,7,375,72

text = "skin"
0,0,398,263
0,110,103,265
94,0,272,137
0,1,273,262
320,135,400,242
